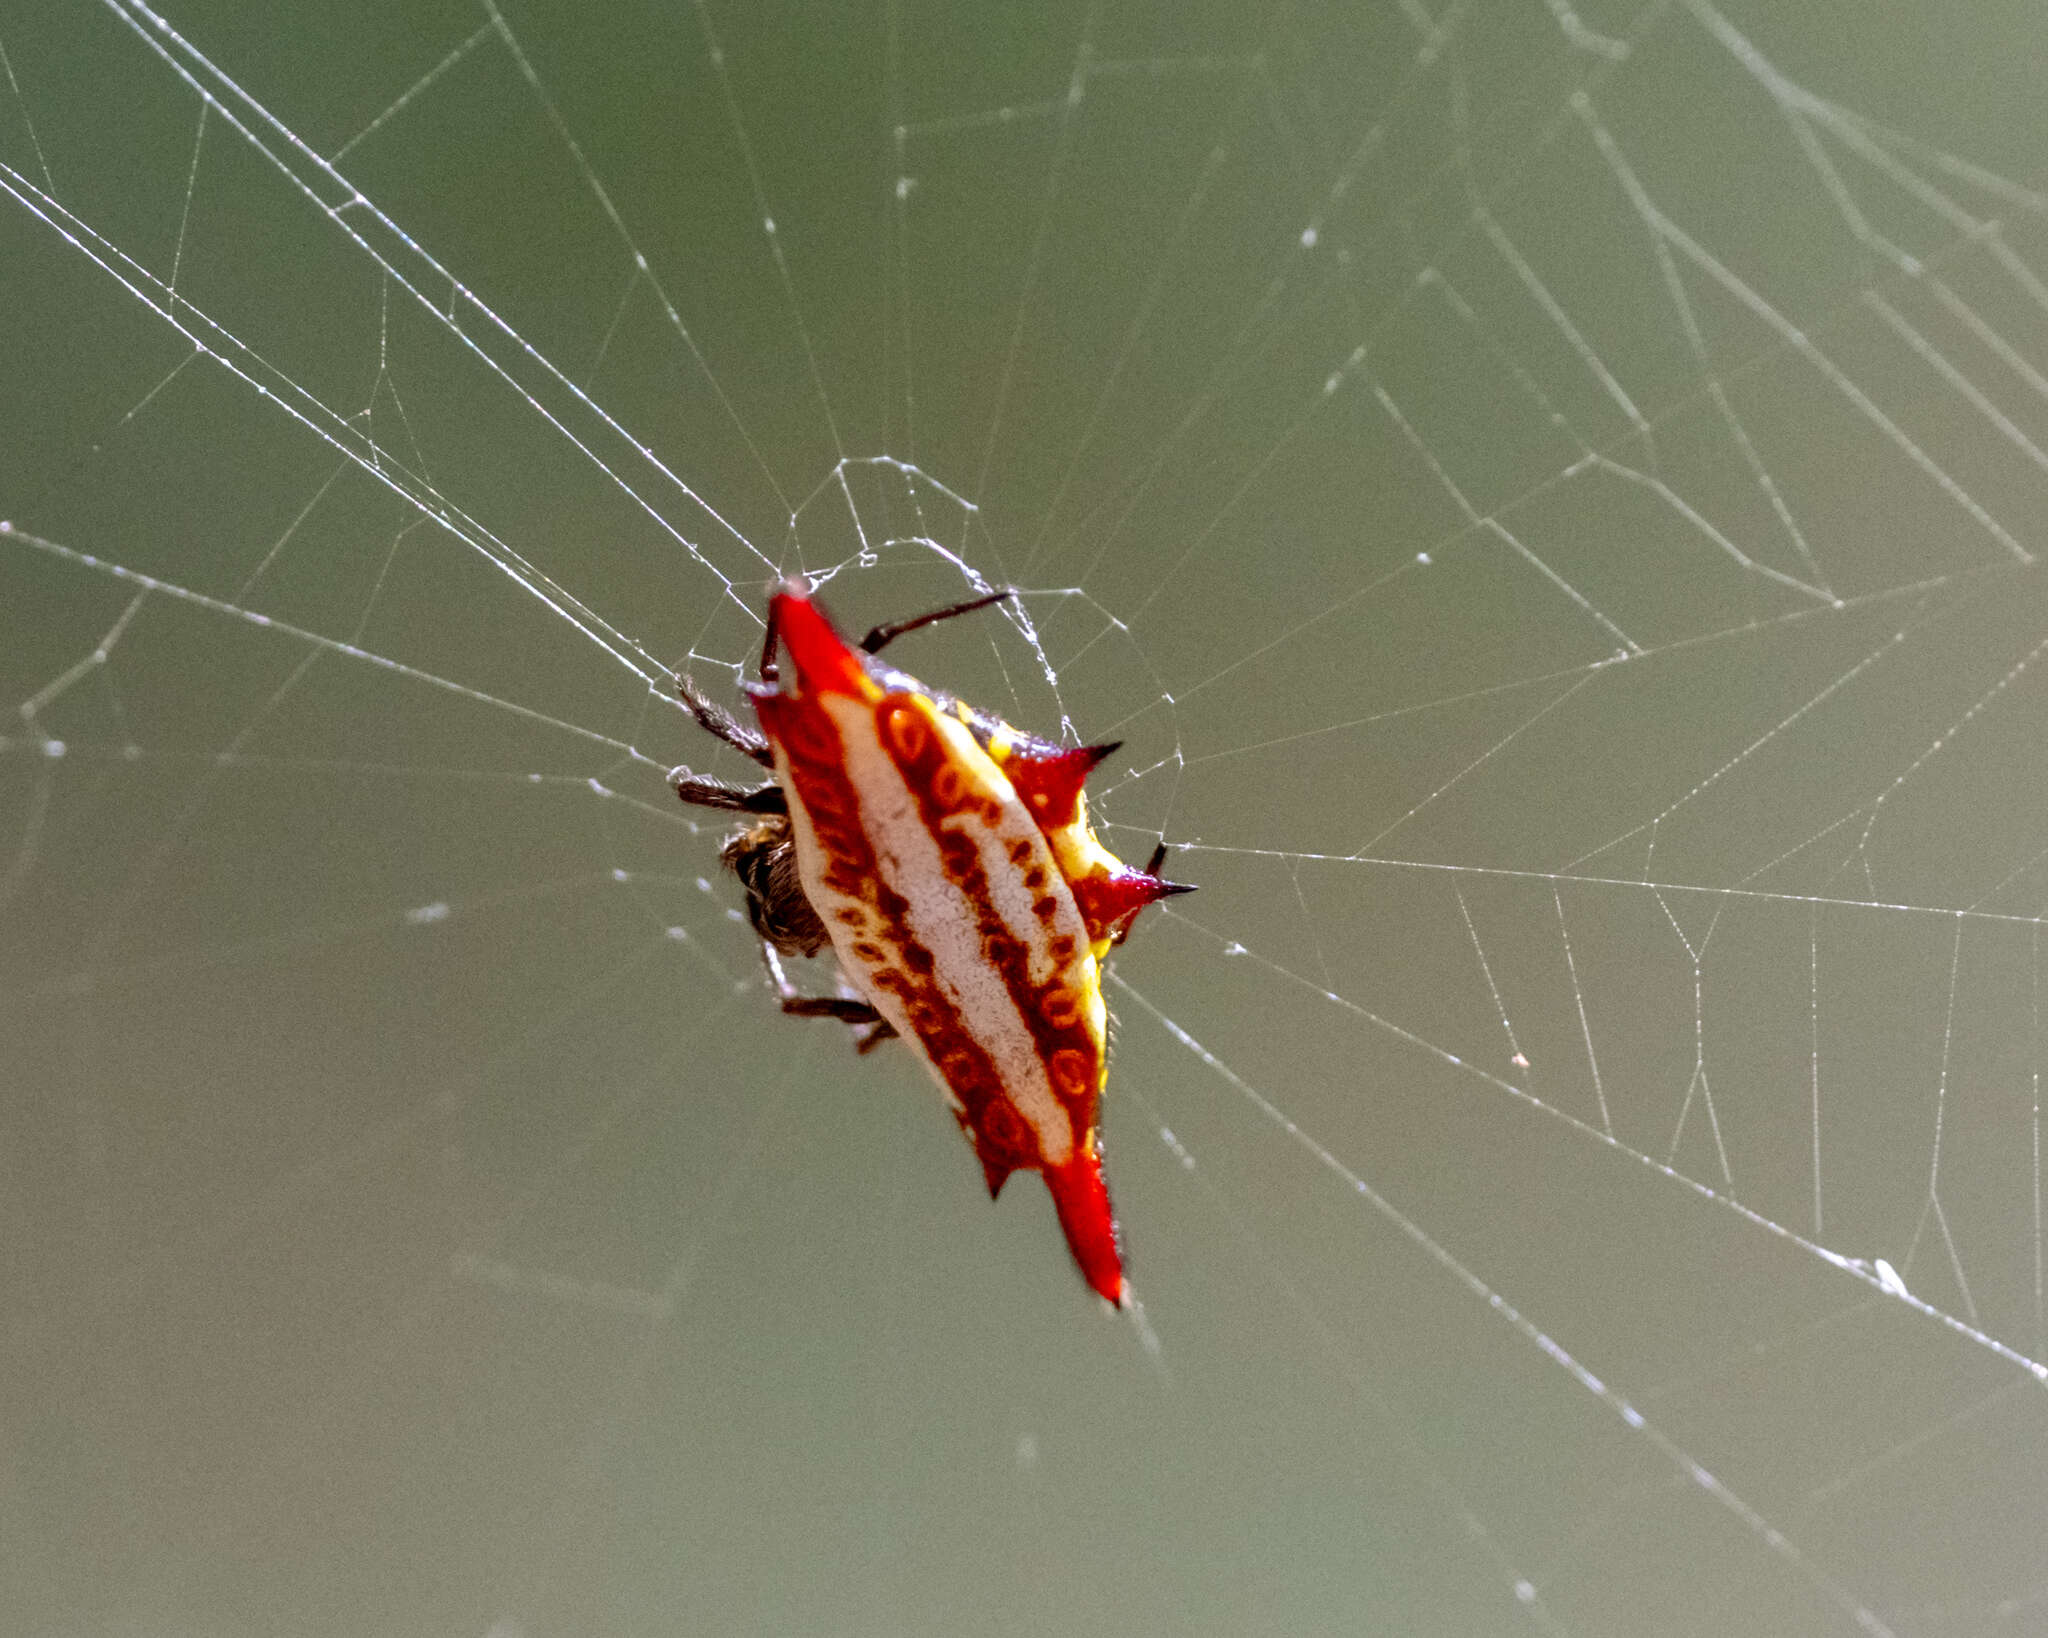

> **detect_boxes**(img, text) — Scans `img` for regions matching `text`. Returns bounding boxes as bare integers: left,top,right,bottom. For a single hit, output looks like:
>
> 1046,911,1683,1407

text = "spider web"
4,0,2048,1632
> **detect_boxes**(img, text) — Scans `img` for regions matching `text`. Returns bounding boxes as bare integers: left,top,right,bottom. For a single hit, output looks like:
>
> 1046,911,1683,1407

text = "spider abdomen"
752,591,1125,1304
776,688,1102,1167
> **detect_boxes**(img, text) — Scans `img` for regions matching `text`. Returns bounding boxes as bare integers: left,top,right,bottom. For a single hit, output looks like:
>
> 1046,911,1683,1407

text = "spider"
670,581,1190,1306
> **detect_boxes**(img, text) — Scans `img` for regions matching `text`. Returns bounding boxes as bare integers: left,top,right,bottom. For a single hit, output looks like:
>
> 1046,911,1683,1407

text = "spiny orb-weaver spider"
670,582,1190,1306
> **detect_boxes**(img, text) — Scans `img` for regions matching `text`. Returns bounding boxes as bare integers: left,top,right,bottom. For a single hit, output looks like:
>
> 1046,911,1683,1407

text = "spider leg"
859,588,1015,655
671,770,787,814
677,673,775,768
759,942,893,1044
779,995,887,1026
757,594,784,684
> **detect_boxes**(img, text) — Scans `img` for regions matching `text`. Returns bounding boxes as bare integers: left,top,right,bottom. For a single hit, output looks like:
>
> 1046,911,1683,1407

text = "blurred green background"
7,1,2048,1633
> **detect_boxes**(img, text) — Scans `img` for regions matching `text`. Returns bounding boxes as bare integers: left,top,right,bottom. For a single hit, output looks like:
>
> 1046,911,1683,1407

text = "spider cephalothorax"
670,582,1190,1304
718,818,828,960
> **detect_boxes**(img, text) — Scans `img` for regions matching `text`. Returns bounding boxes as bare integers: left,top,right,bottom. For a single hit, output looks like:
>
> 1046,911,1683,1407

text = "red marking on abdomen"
1043,1145,1123,1306
1005,740,1119,830
768,586,867,697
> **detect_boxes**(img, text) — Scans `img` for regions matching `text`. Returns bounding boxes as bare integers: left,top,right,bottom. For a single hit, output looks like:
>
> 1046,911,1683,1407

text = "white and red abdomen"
766,684,1105,1176
749,587,1127,1305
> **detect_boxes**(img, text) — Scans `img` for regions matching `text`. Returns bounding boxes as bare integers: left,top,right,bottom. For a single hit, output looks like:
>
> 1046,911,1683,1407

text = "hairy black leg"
677,673,774,767
779,994,888,1026
671,771,787,814
759,941,896,1049
757,594,783,683
859,588,1015,655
